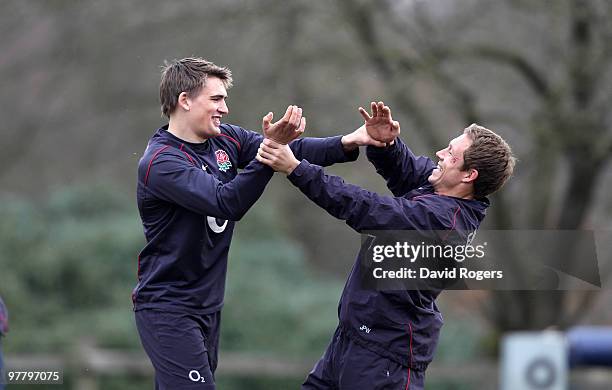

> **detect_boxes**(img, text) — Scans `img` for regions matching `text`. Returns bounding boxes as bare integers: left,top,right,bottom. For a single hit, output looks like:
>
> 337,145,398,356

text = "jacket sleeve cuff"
330,135,359,162
366,139,399,158
288,160,313,185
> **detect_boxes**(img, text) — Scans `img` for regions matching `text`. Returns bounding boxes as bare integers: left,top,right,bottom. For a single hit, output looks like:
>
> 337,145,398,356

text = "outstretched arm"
255,140,448,232
142,151,273,221
234,105,360,169
257,140,446,232
287,101,394,169
287,161,448,232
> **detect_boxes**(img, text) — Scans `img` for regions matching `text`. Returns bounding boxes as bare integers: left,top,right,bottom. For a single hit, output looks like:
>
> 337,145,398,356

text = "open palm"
359,101,400,143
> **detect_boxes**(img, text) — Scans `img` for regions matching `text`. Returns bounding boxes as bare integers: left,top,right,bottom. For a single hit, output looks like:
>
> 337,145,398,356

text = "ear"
462,168,478,183
178,92,190,111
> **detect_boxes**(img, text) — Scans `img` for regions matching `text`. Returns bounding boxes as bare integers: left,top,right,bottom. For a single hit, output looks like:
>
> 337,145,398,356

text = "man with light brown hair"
257,102,515,389
462,124,516,200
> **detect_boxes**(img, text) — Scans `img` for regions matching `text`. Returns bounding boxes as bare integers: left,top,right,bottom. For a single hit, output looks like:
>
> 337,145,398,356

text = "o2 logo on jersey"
207,216,228,233
201,161,229,234
215,149,232,172
188,370,207,383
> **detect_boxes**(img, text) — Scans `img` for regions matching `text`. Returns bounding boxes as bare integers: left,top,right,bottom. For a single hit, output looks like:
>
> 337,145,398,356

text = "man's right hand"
358,101,400,143
262,105,306,145
256,138,300,175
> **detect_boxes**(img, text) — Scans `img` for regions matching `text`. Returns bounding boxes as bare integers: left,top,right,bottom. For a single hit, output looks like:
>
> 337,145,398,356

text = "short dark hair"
462,124,516,199
159,57,233,118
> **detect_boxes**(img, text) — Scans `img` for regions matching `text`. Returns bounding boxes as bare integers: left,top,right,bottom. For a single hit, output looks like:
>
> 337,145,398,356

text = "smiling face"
428,133,477,196
182,76,229,139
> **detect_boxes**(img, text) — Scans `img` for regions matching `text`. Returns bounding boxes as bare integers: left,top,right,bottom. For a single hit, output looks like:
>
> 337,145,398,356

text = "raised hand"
262,105,306,144
358,101,400,143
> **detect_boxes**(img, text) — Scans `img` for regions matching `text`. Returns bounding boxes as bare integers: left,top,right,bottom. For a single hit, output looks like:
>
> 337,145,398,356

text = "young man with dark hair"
133,57,362,389
257,102,515,389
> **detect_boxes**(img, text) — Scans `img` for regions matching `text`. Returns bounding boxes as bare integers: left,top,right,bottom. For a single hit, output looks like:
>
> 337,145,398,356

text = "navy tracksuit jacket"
133,124,358,315
288,137,489,371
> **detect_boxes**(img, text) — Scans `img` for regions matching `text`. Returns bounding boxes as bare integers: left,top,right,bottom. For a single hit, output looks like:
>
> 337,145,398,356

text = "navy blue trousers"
136,309,221,389
302,327,425,390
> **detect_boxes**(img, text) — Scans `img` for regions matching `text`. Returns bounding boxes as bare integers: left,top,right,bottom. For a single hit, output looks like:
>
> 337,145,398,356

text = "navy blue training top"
287,137,489,370
133,124,358,314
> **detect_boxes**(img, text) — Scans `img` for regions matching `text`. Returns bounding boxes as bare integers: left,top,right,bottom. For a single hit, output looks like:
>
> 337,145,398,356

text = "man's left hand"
359,101,400,143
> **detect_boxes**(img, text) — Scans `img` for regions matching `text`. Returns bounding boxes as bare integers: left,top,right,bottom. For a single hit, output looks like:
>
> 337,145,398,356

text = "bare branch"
459,45,551,99
603,138,612,160
338,0,443,149
427,67,480,125
338,0,393,78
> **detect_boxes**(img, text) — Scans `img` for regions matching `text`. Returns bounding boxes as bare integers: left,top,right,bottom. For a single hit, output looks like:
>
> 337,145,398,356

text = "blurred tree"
337,0,612,331
0,185,343,357
0,185,144,352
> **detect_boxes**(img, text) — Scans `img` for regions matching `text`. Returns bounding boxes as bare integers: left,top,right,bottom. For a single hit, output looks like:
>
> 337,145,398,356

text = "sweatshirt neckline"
159,125,210,152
